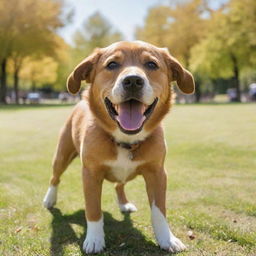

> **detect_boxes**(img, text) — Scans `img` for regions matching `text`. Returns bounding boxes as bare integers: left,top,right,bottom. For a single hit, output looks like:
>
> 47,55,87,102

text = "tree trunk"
14,68,20,104
0,58,7,104
195,81,201,103
31,81,36,92
230,54,241,102
183,54,191,104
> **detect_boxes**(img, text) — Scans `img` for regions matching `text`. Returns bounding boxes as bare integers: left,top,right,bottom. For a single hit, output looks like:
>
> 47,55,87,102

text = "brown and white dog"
43,41,194,253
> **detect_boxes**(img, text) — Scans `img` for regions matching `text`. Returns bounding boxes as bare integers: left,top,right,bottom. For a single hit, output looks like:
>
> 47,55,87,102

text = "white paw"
43,185,57,209
83,235,105,254
151,203,187,253
83,216,105,254
119,202,137,212
158,235,187,253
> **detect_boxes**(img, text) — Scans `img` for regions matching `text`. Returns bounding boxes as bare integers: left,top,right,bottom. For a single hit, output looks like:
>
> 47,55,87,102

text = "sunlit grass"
0,104,255,255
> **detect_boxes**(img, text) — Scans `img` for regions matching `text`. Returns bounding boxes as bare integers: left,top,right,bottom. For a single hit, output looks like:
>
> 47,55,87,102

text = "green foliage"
0,0,66,60
72,12,123,63
1,0,255,98
190,0,256,79
136,0,205,67
0,0,69,97
137,0,256,98
135,6,172,47
1,5,123,95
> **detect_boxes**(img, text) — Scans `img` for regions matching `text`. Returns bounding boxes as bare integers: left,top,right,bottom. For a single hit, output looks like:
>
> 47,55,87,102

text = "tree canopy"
0,0,68,103
73,12,123,60
136,0,256,101
191,0,256,77
1,0,255,104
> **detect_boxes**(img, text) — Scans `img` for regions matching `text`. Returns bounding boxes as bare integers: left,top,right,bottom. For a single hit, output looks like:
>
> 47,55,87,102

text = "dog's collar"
111,137,141,151
116,141,140,151
111,138,141,160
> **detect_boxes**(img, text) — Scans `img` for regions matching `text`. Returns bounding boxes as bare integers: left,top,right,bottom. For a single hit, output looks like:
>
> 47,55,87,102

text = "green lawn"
0,103,255,256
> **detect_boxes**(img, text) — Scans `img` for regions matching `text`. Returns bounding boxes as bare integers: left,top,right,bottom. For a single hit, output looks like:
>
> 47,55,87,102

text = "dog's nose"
122,75,144,91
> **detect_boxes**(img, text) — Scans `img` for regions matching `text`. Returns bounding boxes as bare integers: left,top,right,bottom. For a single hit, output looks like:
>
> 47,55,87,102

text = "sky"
60,0,166,44
59,0,226,45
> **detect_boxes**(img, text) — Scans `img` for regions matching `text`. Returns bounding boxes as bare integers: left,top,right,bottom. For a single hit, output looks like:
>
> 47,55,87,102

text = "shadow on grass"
49,208,169,256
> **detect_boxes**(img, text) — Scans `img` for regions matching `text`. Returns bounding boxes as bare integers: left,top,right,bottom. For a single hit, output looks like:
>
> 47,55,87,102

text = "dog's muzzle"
106,71,157,134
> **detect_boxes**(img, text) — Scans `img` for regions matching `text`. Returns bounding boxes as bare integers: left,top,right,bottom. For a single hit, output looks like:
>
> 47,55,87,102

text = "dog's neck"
114,140,140,151
111,136,142,160
112,128,150,145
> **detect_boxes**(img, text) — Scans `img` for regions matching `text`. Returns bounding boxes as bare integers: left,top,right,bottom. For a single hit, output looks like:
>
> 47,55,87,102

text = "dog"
43,41,195,253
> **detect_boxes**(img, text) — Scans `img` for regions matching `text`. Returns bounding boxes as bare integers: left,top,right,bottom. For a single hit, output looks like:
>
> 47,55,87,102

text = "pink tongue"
117,100,146,131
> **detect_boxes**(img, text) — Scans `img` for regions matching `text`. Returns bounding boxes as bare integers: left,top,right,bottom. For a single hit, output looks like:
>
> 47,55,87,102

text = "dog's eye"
106,61,120,70
145,61,158,70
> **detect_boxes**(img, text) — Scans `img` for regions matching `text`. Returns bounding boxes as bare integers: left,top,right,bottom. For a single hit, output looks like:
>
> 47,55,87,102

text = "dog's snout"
122,75,144,91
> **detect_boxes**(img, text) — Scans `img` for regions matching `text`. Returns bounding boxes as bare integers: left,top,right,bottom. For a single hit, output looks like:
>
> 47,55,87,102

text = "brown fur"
48,41,194,223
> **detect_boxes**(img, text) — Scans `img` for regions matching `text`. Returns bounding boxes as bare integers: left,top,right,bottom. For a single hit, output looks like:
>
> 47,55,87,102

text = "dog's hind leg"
43,122,77,209
115,183,137,212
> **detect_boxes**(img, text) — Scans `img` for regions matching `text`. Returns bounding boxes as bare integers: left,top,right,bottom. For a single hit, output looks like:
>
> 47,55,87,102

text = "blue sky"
59,0,226,45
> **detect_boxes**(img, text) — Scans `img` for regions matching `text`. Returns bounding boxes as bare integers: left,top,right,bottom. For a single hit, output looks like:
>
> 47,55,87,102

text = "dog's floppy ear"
162,49,195,94
67,49,101,94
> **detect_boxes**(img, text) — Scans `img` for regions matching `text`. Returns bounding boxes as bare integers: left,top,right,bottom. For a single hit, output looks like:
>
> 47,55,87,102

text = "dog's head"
67,41,194,137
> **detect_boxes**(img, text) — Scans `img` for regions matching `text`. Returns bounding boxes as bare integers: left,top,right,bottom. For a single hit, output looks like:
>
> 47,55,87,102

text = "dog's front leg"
142,168,186,253
82,167,105,254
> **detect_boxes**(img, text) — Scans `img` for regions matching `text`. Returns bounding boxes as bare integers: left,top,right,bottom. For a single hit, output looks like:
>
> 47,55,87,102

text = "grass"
0,103,255,256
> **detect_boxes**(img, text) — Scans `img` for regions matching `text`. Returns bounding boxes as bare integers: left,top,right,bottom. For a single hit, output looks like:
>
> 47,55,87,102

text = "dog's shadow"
49,208,170,256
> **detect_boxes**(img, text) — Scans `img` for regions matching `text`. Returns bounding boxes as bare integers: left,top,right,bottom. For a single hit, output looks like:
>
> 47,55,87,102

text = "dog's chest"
105,147,143,183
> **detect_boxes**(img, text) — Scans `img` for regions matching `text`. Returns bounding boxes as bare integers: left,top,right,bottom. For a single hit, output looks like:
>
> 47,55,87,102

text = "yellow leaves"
136,6,172,47
53,36,71,62
137,0,255,82
20,57,58,87
136,0,206,67
0,0,69,93
0,0,66,61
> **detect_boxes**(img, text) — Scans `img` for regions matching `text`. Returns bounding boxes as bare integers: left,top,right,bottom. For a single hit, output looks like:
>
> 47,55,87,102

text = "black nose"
122,75,144,91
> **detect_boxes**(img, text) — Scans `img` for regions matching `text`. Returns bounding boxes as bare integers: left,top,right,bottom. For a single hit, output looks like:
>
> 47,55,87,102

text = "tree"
0,0,67,104
136,1,206,102
19,57,58,90
0,0,17,103
135,6,172,47
53,42,72,91
72,12,123,63
190,0,256,102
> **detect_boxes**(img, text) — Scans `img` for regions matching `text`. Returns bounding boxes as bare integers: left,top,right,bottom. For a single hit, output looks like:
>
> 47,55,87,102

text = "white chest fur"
105,147,143,183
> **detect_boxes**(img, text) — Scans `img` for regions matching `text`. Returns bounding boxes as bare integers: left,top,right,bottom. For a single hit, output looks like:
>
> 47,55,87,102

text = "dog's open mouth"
104,97,158,134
